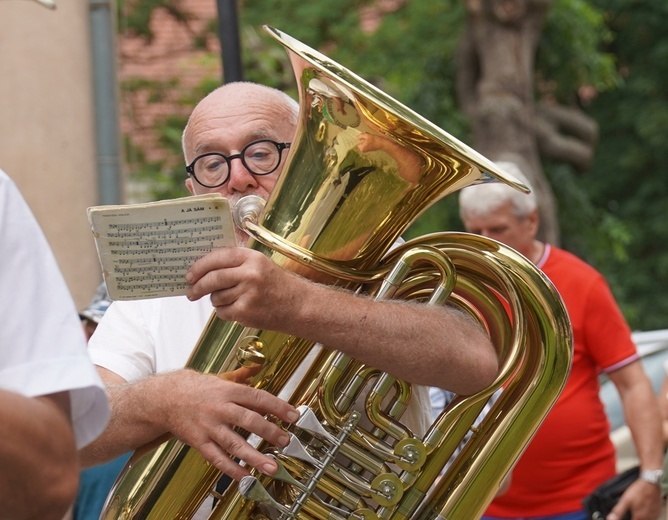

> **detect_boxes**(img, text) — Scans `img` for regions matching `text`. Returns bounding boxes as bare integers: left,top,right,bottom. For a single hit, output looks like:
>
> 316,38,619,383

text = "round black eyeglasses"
186,139,291,188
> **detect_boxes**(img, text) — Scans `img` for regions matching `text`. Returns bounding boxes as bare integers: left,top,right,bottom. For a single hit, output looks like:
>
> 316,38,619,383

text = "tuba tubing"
101,26,572,520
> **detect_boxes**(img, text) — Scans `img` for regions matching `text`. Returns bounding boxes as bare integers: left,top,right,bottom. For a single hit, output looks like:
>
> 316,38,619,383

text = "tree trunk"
456,0,559,244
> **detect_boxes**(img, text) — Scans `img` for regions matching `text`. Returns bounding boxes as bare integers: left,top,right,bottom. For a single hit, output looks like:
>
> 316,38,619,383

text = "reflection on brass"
237,339,266,367
101,26,572,520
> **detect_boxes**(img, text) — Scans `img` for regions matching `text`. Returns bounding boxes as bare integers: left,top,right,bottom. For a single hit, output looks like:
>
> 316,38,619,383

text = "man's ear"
526,208,540,235
185,177,195,195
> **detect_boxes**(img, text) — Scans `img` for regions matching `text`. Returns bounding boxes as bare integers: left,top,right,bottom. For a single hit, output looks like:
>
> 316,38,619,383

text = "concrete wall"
0,0,106,309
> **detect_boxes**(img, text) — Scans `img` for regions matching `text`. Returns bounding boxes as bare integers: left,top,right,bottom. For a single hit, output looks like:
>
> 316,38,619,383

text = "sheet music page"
87,193,236,301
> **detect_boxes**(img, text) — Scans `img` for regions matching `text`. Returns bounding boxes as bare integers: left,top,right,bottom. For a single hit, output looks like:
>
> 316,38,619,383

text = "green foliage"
538,0,618,101
241,1,466,117
118,0,668,329
581,0,668,329
547,162,631,266
124,134,189,201
241,0,470,239
121,70,212,202
118,1,221,203
117,0,194,42
123,76,180,103
238,26,296,94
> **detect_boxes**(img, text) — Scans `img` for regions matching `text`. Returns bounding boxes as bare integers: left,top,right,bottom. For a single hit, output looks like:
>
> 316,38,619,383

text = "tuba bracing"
102,26,572,520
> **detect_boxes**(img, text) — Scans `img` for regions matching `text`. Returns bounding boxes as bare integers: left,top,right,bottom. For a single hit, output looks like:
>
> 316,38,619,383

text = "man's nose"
226,156,259,193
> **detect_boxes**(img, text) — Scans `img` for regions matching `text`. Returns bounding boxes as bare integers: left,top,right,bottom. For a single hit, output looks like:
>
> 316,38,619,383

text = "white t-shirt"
0,169,109,448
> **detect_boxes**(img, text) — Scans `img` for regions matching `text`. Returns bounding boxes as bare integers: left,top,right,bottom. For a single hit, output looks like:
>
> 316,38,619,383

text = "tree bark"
457,0,559,244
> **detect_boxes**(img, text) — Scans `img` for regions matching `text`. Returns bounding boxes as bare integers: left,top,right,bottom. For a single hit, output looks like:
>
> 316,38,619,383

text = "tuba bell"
102,26,572,520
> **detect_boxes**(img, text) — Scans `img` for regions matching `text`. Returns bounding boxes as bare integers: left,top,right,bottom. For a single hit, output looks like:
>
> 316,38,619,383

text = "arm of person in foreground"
79,366,300,481
606,361,664,520
185,247,499,394
0,390,78,520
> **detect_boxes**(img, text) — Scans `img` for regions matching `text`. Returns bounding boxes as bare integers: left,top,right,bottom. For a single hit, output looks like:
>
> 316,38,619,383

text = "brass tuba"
102,26,572,520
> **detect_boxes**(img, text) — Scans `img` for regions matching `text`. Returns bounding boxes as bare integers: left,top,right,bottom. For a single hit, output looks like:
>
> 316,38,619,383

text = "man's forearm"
623,384,664,470
0,391,78,520
287,281,498,393
79,372,170,467
185,247,499,393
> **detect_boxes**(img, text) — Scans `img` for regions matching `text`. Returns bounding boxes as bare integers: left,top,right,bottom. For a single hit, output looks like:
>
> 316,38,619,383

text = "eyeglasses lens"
191,140,285,188
243,141,281,175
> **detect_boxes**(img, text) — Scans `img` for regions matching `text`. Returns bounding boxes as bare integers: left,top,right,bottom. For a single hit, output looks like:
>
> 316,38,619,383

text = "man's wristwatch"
639,469,664,486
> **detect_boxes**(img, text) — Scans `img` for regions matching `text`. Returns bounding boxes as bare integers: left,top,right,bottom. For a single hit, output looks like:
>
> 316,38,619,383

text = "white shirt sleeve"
87,298,159,382
0,169,109,448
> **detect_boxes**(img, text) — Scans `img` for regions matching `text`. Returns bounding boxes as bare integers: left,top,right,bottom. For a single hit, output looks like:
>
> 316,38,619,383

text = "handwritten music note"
87,194,236,300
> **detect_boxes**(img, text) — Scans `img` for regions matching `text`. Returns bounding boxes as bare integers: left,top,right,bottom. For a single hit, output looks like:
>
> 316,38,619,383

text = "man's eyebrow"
248,129,278,142
194,131,278,155
194,142,218,154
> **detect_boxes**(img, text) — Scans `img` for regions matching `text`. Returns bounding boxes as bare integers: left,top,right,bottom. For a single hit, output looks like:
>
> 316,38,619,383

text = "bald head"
182,82,299,163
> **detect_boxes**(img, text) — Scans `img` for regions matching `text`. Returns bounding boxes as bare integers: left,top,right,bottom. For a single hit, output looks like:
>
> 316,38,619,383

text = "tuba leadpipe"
101,25,572,520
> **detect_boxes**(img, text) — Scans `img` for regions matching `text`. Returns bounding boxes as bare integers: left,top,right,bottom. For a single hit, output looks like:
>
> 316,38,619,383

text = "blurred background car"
599,328,668,471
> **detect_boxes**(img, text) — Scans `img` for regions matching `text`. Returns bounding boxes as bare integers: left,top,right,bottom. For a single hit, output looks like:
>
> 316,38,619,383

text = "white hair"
459,161,537,220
